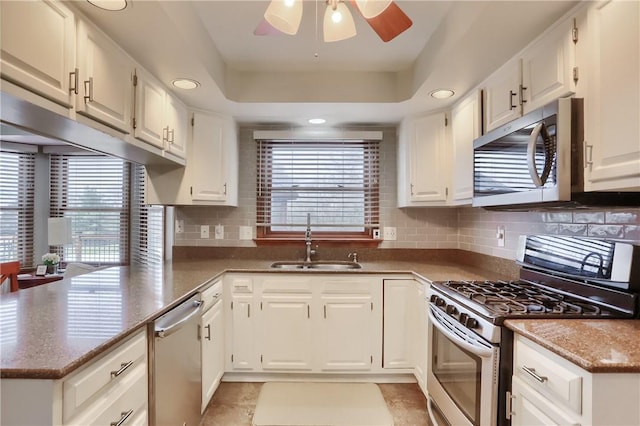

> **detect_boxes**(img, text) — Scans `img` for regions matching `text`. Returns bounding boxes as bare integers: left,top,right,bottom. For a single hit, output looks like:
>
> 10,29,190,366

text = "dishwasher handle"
155,300,203,339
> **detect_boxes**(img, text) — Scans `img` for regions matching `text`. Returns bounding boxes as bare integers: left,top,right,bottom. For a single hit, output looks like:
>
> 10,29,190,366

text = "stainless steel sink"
270,261,361,270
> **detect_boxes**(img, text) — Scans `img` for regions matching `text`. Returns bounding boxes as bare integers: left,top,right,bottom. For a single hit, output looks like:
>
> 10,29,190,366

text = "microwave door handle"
527,122,545,187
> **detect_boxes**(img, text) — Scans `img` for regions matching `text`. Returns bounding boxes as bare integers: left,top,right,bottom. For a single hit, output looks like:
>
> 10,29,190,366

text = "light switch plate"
239,226,253,240
175,219,184,234
215,224,224,240
383,227,397,241
496,225,505,247
200,225,209,239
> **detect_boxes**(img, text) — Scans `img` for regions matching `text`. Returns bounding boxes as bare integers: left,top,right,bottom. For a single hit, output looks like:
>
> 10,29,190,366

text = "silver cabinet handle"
223,183,227,195
83,77,93,102
168,128,175,143
522,365,548,383
584,142,593,169
69,68,79,94
205,324,211,340
519,84,527,105
509,90,517,110
110,360,133,378
162,126,169,142
110,409,133,426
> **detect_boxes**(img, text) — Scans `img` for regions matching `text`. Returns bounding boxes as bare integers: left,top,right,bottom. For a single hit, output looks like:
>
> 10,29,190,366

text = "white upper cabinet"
133,68,188,158
397,112,448,207
76,19,133,133
190,111,238,205
450,90,481,204
0,0,76,107
483,14,578,132
583,0,640,191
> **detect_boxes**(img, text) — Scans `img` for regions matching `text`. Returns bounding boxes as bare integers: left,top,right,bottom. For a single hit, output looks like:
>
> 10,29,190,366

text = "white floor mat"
252,382,394,426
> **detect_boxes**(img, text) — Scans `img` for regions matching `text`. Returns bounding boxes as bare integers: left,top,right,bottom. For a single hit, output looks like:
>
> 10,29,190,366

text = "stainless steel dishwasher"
152,294,203,426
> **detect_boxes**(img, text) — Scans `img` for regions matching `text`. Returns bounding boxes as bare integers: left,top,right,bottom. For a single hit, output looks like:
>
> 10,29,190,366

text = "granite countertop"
505,319,640,373
0,258,503,380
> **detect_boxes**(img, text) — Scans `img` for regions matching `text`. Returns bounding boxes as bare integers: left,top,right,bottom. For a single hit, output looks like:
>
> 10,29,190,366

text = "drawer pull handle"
205,324,211,340
110,360,134,378
110,409,134,426
522,365,548,383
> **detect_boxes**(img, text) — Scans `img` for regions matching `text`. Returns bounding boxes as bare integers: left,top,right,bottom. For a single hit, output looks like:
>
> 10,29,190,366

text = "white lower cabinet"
414,281,429,395
0,329,148,426
510,335,640,426
200,281,224,413
224,273,384,374
382,279,416,369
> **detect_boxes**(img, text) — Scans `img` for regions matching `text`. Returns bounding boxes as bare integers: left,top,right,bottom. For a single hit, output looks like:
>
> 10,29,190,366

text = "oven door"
427,305,499,426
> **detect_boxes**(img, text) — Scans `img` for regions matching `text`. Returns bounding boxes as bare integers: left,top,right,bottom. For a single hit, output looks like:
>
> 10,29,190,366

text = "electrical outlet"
239,226,253,240
373,229,381,239
383,227,397,241
200,225,209,239
215,224,224,240
175,219,184,234
496,225,505,247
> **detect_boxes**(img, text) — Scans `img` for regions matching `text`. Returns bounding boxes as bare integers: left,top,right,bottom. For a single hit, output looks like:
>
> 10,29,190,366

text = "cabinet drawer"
514,336,582,414
65,361,148,425
63,330,147,422
201,280,223,310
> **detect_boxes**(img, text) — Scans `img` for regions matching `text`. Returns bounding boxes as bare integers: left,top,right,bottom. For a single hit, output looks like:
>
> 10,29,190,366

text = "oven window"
432,327,482,425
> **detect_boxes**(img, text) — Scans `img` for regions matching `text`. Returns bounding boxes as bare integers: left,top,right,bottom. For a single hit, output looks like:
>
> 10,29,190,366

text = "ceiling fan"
254,0,413,43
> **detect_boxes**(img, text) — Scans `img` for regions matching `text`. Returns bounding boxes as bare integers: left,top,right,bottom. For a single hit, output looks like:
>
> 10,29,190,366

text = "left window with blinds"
0,150,35,266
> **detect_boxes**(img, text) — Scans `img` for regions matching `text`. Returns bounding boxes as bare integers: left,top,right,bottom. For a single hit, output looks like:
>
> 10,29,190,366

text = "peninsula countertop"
0,258,505,380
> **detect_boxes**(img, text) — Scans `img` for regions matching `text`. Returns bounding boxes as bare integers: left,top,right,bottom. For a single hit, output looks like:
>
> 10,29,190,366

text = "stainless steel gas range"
426,235,640,426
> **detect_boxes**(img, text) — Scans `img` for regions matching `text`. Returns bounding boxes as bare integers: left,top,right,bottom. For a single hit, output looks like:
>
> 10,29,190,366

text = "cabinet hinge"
132,117,136,129
572,18,579,44
190,186,193,196
133,74,138,86
573,67,579,84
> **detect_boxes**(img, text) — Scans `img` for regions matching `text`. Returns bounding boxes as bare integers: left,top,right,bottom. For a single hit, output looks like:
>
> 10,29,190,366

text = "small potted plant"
42,253,61,275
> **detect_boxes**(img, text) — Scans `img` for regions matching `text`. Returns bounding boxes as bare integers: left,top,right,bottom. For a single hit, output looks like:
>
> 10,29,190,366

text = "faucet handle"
348,252,358,263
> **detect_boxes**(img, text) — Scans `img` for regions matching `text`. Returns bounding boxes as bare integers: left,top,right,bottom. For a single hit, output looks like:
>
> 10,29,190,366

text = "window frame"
255,138,380,246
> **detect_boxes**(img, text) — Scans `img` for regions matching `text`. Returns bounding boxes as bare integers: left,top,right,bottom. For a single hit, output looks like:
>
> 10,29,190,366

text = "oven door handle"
428,308,494,358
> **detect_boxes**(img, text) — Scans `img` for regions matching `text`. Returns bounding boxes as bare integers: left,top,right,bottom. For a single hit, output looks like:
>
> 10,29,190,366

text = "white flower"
42,253,61,265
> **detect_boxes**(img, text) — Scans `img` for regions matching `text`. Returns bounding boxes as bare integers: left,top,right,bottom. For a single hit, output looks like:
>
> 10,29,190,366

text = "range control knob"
429,294,438,303
445,305,458,315
465,317,478,329
435,297,446,307
459,312,469,324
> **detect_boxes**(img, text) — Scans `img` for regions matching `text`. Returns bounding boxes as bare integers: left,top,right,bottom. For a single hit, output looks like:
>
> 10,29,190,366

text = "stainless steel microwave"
472,97,640,209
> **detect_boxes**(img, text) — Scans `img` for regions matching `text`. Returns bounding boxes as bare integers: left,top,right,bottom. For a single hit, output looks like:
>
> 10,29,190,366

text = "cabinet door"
201,299,223,413
319,294,374,371
0,0,75,107
260,294,313,370
450,91,480,203
165,94,188,159
409,113,448,204
511,376,581,426
584,0,640,191
522,16,576,113
483,58,522,132
191,112,228,202
230,295,255,370
133,70,165,149
383,280,414,369
415,282,428,396
76,20,133,133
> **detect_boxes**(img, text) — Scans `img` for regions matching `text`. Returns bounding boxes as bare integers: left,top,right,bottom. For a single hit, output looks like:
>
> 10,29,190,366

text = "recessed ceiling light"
87,0,127,11
308,118,326,124
171,79,200,90
430,89,455,99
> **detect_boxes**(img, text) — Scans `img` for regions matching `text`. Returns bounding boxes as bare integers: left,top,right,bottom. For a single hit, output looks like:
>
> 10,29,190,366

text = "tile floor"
200,382,431,426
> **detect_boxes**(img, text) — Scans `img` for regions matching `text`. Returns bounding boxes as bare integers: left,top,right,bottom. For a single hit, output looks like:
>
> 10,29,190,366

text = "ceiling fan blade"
254,18,284,36
352,1,412,42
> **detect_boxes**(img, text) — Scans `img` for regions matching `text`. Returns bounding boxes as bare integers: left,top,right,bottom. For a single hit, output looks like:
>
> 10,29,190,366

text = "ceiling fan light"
264,0,303,35
323,2,356,42
355,0,392,19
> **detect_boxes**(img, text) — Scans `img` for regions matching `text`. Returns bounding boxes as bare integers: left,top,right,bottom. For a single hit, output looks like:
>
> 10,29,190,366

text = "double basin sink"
270,261,361,270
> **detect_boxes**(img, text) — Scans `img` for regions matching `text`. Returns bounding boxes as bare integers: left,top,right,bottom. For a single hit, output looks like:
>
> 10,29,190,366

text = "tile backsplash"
175,126,640,260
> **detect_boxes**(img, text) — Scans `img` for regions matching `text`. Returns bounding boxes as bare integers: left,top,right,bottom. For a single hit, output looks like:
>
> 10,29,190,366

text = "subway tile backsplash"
175,126,640,260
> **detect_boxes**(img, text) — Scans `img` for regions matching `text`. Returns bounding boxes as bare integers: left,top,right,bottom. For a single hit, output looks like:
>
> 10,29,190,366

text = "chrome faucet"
305,213,316,262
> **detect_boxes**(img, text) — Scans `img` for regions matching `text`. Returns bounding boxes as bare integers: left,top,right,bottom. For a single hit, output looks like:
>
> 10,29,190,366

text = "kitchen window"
256,139,380,244
50,155,130,265
131,163,164,266
0,149,35,265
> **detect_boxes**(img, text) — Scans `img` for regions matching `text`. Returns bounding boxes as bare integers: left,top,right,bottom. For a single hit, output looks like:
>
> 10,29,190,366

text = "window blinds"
256,139,380,233
0,150,35,266
50,155,130,265
131,164,164,266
